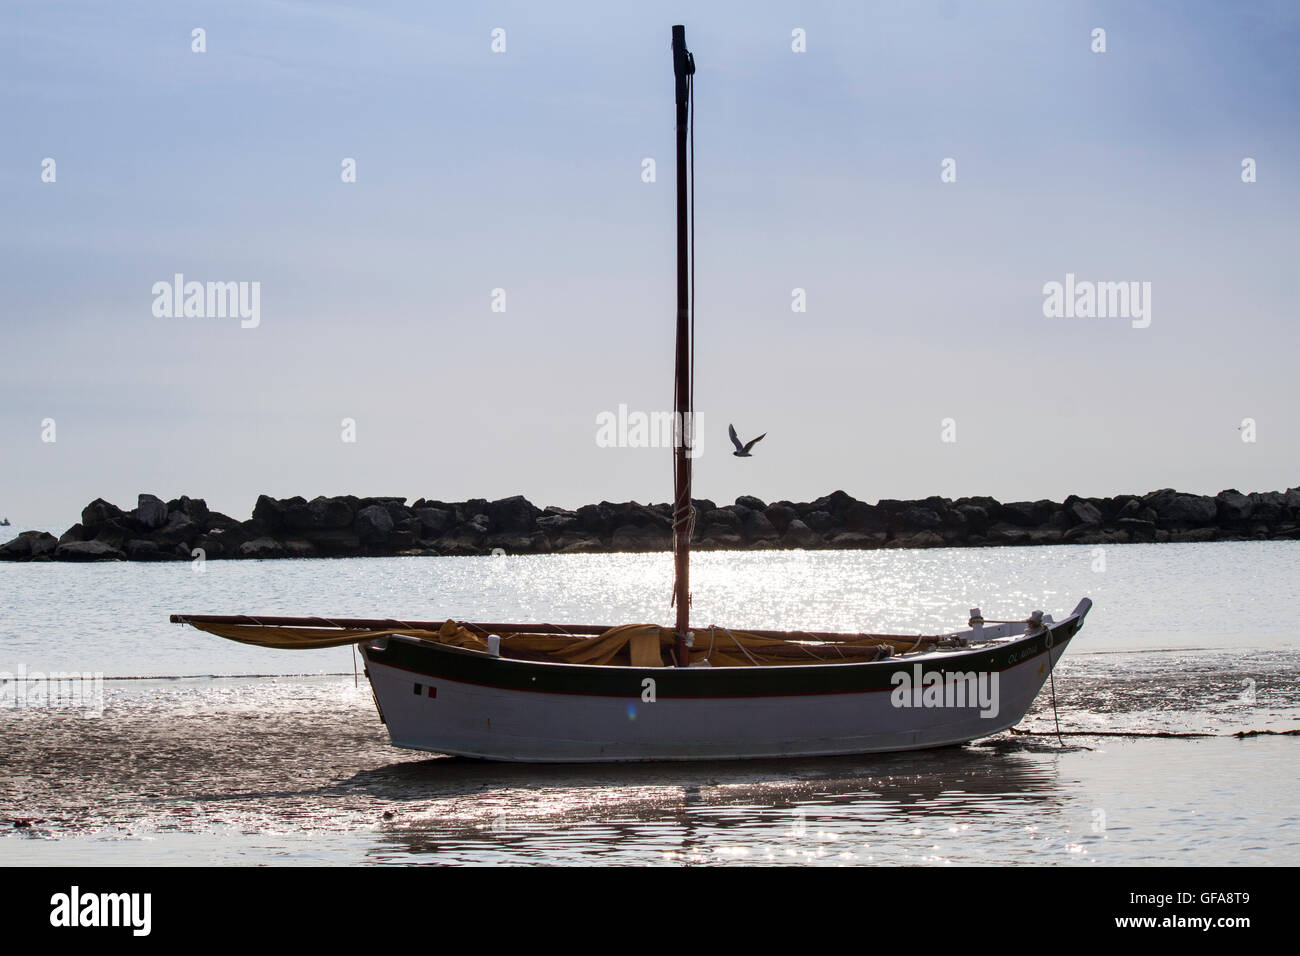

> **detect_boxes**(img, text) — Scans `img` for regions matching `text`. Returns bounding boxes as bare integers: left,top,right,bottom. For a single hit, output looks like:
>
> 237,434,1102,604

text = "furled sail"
182,617,939,666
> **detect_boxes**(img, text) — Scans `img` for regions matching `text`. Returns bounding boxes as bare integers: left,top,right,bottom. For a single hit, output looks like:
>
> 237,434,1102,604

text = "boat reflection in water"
351,741,1080,864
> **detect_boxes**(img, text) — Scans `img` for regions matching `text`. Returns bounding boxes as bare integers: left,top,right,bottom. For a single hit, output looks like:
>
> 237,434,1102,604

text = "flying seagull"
729,423,766,457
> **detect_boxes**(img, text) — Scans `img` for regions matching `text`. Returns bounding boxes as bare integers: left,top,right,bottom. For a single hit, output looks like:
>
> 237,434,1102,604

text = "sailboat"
173,26,1091,763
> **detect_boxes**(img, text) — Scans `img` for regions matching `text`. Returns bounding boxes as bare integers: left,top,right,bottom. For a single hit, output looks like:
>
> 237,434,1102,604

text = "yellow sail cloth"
186,619,936,667
187,621,443,650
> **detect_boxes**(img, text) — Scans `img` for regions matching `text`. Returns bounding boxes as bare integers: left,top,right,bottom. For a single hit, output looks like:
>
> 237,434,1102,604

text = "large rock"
278,496,315,531
1247,492,1288,524
938,504,968,532
136,494,169,530
240,536,286,558
354,504,395,542
167,496,209,523
891,530,946,548
740,510,780,541
55,539,125,561
0,531,59,560
700,508,742,533
801,510,837,533
281,538,317,558
91,518,134,548
802,490,860,517
781,519,821,548
1215,490,1253,523
594,501,670,533
435,516,489,554
203,511,244,534
638,502,674,530
58,524,86,545
1141,488,1178,511
764,504,796,534
303,529,361,555
252,495,284,531
452,498,487,523
610,524,670,552
1156,494,1218,527
309,496,356,529
941,525,972,544
191,534,226,559
486,531,552,554
1026,528,1064,545
827,530,887,549
486,495,542,533
696,527,744,550
380,531,414,552
155,511,199,544
555,534,605,554
1046,510,1072,530
200,524,248,556
994,501,1040,527
536,513,576,537
955,504,990,533
1066,498,1103,526
899,506,943,530
986,523,1030,545
1116,517,1157,540
126,539,178,561
361,497,411,524
28,531,58,557
575,502,617,536
413,507,454,537
843,501,885,531
1074,529,1131,545
80,498,124,534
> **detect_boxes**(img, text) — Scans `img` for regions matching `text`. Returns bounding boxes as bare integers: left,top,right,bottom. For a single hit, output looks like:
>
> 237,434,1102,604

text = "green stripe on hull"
365,619,1079,699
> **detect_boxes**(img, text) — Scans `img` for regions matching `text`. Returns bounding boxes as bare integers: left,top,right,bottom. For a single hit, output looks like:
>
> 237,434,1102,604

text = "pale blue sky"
2,1,1298,524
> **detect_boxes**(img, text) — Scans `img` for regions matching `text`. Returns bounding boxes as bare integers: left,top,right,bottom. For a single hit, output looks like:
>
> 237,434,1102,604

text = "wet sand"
3,651,1298,865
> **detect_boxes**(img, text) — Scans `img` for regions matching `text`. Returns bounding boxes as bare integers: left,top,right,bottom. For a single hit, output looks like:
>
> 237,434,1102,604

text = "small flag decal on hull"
413,682,437,698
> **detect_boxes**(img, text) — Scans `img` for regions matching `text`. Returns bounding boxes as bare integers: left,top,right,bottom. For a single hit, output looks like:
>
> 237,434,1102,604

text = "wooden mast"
670,25,695,667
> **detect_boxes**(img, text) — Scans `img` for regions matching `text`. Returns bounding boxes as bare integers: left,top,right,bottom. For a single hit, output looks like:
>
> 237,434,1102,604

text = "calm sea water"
2,542,1297,865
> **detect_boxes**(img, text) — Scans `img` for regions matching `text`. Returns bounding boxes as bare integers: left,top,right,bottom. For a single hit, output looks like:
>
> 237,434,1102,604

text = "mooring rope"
1045,631,1065,747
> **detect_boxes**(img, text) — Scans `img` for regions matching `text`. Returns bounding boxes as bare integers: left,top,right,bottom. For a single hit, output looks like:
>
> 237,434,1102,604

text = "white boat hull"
359,600,1090,762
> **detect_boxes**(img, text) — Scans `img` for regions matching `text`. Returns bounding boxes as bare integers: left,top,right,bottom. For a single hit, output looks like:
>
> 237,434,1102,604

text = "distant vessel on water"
0,517,10,527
